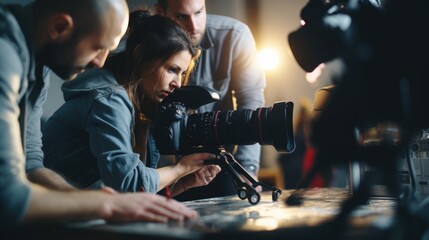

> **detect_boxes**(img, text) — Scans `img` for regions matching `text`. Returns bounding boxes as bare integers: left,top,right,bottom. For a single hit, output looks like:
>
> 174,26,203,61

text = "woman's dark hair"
104,9,196,155
105,9,196,114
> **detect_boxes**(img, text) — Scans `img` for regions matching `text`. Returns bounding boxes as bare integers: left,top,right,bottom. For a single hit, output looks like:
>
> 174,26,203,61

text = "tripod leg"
208,149,282,204
223,151,282,202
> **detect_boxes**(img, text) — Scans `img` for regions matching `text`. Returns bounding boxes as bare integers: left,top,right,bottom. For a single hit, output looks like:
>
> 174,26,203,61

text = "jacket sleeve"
230,23,266,172
25,67,50,173
0,37,31,226
86,90,160,192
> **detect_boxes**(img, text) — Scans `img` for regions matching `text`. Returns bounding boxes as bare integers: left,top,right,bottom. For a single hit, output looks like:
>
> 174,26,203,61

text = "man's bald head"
35,0,128,38
34,0,129,79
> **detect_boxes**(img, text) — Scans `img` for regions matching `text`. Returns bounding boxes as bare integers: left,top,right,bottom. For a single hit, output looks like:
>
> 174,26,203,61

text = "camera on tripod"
153,86,295,204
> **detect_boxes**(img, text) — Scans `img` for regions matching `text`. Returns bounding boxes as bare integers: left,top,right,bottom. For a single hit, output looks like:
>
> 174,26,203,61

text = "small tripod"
206,148,282,205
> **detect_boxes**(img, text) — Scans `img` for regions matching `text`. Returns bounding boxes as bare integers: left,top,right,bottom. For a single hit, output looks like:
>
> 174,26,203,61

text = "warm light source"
258,48,280,71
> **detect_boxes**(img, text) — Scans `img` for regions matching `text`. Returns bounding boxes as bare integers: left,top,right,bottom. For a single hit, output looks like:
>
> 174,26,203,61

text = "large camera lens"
155,86,295,155
185,102,295,153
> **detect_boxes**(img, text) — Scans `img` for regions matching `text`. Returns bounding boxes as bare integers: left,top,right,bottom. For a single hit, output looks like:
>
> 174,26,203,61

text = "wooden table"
4,188,398,240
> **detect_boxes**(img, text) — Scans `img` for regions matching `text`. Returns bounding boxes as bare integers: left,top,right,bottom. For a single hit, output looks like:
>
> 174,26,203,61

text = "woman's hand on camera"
181,165,221,189
176,153,215,176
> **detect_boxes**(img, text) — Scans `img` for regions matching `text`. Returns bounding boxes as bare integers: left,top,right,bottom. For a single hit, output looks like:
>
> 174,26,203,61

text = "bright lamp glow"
258,48,280,71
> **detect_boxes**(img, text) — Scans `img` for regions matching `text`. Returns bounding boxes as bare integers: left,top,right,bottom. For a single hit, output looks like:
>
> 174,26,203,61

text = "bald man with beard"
0,0,198,228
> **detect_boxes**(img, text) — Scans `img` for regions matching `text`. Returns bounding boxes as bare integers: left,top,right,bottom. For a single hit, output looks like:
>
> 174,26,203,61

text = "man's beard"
190,36,201,47
36,38,87,80
188,28,205,47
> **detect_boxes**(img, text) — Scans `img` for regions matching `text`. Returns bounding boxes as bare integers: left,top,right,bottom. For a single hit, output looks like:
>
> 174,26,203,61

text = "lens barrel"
183,101,295,153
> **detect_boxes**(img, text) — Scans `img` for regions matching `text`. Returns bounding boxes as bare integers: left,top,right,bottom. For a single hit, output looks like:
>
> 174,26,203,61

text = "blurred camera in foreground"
154,86,295,155
288,0,381,72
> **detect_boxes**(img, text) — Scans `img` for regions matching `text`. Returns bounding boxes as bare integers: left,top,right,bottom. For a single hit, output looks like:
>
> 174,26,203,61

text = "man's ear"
48,13,74,42
155,4,164,15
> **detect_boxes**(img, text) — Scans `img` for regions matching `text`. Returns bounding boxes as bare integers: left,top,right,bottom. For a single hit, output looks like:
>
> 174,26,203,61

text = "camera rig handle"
205,148,282,205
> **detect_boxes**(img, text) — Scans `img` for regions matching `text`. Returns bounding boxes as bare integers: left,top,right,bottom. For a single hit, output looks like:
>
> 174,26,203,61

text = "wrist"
172,164,187,179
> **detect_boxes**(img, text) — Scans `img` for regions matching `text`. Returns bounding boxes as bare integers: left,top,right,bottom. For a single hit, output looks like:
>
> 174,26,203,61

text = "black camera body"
154,86,295,155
